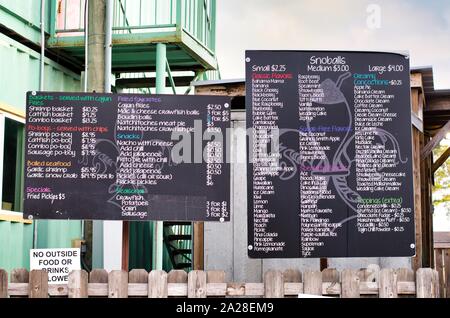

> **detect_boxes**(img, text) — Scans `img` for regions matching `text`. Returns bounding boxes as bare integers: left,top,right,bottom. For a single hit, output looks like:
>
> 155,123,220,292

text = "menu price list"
24,92,231,221
246,50,415,258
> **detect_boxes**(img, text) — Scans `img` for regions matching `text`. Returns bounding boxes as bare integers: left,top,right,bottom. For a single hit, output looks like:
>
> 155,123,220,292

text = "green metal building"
0,0,219,274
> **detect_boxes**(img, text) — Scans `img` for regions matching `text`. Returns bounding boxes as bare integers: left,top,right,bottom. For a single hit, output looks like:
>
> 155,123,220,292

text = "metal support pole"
39,0,45,90
152,43,166,270
104,0,113,93
84,0,89,92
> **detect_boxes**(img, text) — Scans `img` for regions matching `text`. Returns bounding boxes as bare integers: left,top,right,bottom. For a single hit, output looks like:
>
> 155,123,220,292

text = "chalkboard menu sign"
246,50,415,258
24,92,230,221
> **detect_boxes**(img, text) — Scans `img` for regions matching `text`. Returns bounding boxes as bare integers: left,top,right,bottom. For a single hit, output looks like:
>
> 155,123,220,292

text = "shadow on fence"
0,266,442,298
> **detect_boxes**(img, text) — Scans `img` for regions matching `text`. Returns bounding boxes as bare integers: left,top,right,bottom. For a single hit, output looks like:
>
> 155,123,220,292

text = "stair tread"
172,249,191,255
164,221,192,226
167,234,191,240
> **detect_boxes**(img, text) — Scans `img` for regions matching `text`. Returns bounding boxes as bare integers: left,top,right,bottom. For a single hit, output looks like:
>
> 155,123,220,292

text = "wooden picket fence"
0,266,441,298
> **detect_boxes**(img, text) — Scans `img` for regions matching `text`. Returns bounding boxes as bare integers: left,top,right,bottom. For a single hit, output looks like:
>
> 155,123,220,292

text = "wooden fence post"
29,270,48,298
188,270,207,298
0,269,7,298
149,270,168,298
68,270,88,298
303,270,322,296
379,268,397,298
108,270,128,298
341,269,360,298
416,268,440,298
264,270,284,298
397,268,415,298
283,269,302,297
445,249,450,298
129,269,148,284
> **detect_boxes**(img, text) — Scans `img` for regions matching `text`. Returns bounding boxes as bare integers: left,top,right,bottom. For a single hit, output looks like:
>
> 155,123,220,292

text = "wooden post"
341,269,360,298
434,249,445,297
445,249,450,298
207,270,226,283
122,221,130,271
264,270,284,298
168,269,188,283
11,268,29,284
68,270,88,298
108,270,128,298
193,222,204,270
0,269,7,298
188,270,207,298
379,269,397,298
29,270,48,298
148,270,168,298
322,268,339,297
303,270,322,296
416,268,439,298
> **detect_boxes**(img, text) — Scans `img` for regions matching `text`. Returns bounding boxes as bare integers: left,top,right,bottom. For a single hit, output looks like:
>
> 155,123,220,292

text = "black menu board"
24,92,230,221
246,50,415,258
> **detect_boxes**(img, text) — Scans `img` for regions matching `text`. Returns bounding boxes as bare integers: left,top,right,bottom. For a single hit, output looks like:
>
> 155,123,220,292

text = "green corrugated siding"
0,27,82,272
0,32,80,113
0,0,51,44
0,221,33,273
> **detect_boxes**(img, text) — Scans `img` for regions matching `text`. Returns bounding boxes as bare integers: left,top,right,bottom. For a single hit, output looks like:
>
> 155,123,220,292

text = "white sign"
30,248,81,284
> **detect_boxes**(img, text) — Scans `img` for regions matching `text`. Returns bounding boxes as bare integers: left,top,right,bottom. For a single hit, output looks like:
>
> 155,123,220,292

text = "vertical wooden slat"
434,249,445,297
168,269,188,283
303,270,322,296
193,222,204,270
416,268,438,298
68,270,88,298
129,269,148,284
11,268,29,283
188,270,207,298
411,88,423,271
264,270,283,298
89,269,108,283
108,270,128,298
322,268,339,297
341,269,360,298
283,269,302,298
122,221,130,271
396,268,415,298
444,249,450,298
379,269,397,298
29,270,48,298
148,270,168,298
10,268,29,298
207,270,226,283
0,269,7,298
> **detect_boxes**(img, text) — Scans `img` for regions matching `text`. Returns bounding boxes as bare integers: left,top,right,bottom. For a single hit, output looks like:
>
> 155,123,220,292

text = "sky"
216,0,450,89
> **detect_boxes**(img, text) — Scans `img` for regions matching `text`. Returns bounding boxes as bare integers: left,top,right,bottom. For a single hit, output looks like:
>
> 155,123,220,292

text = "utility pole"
86,0,105,271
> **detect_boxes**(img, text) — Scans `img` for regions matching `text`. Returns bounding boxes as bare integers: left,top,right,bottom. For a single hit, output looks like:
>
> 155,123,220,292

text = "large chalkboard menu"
246,50,415,258
24,92,230,221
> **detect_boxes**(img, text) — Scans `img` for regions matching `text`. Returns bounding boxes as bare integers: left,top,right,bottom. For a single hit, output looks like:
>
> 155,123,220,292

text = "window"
0,113,25,212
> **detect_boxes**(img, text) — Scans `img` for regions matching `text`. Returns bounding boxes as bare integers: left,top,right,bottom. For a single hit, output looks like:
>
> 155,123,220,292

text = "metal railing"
52,0,215,52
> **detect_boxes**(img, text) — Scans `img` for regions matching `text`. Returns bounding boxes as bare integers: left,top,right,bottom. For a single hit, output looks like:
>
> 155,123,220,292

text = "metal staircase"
163,221,192,270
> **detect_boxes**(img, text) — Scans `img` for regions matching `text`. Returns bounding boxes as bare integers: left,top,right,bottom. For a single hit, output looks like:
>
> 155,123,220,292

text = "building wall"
204,110,411,282
0,25,82,272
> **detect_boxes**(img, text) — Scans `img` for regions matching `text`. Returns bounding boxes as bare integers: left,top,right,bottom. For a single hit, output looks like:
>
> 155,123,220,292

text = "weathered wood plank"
108,270,128,298
167,269,188,283
445,249,450,298
416,268,439,298
148,270,168,298
303,270,322,296
264,270,283,298
188,270,207,298
10,268,29,283
89,269,108,283
421,120,450,159
0,269,7,298
29,270,48,298
68,270,88,298
206,283,227,296
88,283,108,296
379,269,397,298
434,249,445,297
128,283,147,296
341,269,360,298
168,283,188,296
129,269,148,283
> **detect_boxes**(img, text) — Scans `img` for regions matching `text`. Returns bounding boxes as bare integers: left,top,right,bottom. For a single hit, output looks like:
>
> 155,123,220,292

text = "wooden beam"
421,120,450,159
193,222,204,270
115,76,194,89
432,146,450,174
426,96,450,112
